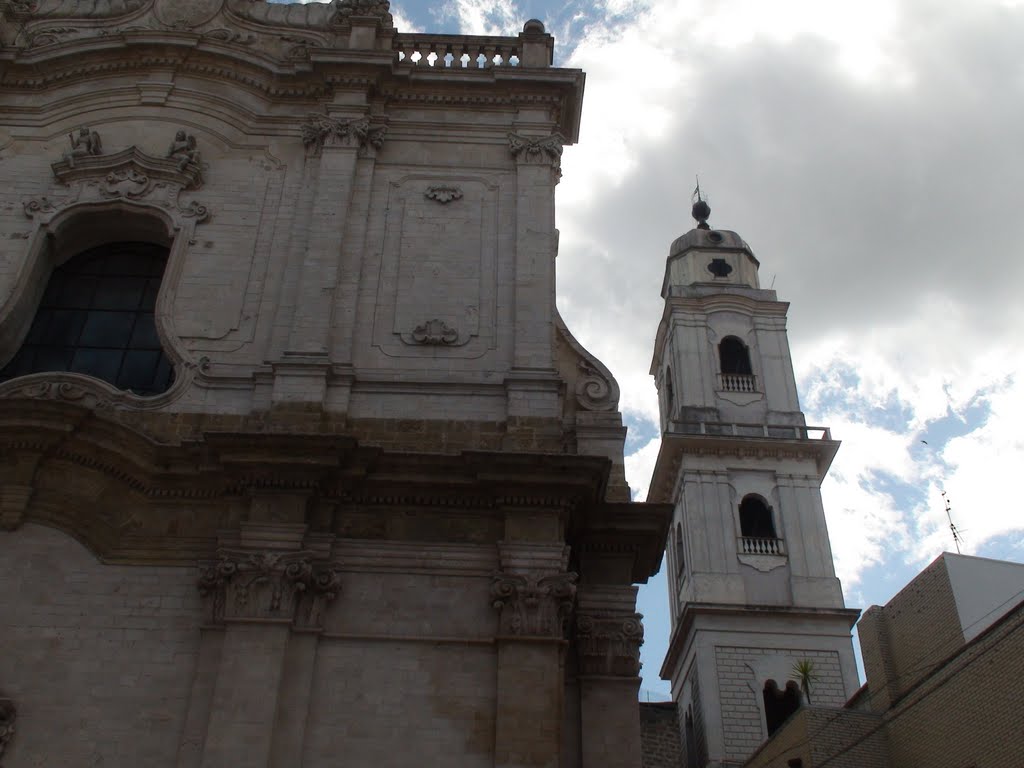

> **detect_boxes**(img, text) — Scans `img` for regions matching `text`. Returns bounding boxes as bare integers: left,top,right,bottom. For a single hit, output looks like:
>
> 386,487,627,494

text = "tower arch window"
739,495,777,538
762,679,801,736
0,242,174,396
718,336,755,392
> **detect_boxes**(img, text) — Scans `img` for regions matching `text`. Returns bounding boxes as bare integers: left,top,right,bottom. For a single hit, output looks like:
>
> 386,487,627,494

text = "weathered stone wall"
714,645,847,762
0,523,201,766
640,702,683,768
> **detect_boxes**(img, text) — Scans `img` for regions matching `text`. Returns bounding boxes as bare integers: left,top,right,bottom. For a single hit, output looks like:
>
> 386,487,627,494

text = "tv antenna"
941,491,964,554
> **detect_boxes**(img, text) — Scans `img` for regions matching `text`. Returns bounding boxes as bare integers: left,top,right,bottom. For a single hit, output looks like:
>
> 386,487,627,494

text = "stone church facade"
0,2,672,766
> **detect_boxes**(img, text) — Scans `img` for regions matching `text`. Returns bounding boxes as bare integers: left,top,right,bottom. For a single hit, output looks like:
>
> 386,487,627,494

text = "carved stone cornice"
198,549,341,628
300,114,387,156
0,696,14,762
575,613,644,677
226,0,393,31
491,571,577,638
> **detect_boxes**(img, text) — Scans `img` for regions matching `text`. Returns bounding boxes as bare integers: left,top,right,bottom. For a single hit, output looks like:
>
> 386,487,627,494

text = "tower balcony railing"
393,28,553,69
670,421,832,441
739,536,786,556
719,372,757,392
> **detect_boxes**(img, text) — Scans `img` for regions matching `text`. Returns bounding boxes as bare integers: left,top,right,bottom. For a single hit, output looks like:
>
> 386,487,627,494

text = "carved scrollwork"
0,696,14,760
424,185,463,204
202,27,255,44
225,0,393,30
15,0,147,18
300,114,387,155
575,613,644,677
26,25,77,47
491,571,577,638
198,549,341,628
508,132,565,166
0,367,196,411
555,311,620,412
411,319,458,345
22,195,61,218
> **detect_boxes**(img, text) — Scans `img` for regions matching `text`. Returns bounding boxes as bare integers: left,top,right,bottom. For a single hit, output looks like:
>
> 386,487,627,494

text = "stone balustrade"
394,33,522,68
393,21,554,69
671,421,833,441
719,372,757,392
739,536,785,556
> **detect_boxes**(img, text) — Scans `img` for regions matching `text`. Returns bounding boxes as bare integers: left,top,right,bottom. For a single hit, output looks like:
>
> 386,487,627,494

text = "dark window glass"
739,495,777,539
719,336,753,375
0,242,174,395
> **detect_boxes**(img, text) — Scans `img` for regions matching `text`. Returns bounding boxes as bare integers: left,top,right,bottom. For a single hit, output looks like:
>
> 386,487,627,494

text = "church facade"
0,2,670,766
0,2,860,767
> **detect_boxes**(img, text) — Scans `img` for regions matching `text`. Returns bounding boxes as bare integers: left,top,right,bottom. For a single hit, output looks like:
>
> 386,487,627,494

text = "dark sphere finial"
691,176,711,230
692,199,711,230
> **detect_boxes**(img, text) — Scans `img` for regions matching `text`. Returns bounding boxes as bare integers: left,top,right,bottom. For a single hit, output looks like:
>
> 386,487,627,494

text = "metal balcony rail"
719,372,757,392
394,34,521,68
739,536,785,556
671,421,832,441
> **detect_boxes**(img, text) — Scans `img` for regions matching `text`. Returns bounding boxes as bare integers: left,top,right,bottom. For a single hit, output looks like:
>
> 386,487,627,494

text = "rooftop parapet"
394,20,554,69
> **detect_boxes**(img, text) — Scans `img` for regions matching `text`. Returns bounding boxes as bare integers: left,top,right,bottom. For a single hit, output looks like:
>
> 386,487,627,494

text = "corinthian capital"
301,114,387,155
575,613,644,677
508,132,565,166
198,549,340,629
491,571,577,638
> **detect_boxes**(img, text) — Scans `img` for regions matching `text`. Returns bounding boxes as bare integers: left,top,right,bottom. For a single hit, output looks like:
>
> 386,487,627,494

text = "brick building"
742,553,1024,768
0,2,673,765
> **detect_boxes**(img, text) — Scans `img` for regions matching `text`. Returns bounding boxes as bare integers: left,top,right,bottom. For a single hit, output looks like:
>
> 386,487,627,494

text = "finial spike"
691,175,711,230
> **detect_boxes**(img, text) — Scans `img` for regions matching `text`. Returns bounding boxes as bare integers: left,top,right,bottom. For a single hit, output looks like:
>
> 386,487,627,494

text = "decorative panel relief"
372,175,499,359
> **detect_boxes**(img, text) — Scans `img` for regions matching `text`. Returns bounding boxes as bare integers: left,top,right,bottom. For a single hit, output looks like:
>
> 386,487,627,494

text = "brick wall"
0,523,202,766
640,702,683,768
884,601,1024,768
858,555,964,710
715,646,847,762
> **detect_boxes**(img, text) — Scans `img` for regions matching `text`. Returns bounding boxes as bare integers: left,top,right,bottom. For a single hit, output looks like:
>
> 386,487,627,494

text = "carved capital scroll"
198,549,340,629
491,571,577,638
575,613,644,677
301,114,387,155
508,132,565,171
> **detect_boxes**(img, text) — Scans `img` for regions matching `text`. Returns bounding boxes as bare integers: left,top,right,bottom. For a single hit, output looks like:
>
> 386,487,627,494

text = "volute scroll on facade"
575,612,645,677
198,549,342,630
491,571,578,639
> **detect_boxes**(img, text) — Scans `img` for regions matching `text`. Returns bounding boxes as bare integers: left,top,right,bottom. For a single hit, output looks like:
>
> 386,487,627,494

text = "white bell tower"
649,198,860,767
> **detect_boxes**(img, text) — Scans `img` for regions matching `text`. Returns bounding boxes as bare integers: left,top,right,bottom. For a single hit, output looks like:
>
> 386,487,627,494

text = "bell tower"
649,198,860,767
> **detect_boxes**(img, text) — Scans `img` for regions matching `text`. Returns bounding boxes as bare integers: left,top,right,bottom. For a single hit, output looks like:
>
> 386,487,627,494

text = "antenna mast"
941,491,963,554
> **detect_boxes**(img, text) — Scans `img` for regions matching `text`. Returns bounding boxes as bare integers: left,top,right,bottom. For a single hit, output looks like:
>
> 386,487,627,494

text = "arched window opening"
739,495,779,553
763,680,801,736
718,336,755,392
675,523,686,576
0,242,174,396
664,365,675,416
684,709,699,768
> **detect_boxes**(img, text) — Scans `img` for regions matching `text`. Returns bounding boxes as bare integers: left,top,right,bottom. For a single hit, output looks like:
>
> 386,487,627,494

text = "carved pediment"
51,144,203,191
23,144,209,224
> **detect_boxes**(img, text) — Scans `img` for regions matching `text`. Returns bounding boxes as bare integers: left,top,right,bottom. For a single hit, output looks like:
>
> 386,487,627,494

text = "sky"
286,0,1024,696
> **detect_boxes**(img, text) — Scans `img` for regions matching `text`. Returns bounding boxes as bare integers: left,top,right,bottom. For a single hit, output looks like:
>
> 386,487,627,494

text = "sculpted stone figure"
168,130,201,170
65,126,101,166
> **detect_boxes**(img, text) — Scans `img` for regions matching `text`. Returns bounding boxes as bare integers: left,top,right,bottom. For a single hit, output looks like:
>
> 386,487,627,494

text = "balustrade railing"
671,421,833,441
720,373,757,392
739,537,785,556
394,34,522,68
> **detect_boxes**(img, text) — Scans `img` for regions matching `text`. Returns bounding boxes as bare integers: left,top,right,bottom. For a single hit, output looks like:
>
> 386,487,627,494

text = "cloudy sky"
289,0,1024,695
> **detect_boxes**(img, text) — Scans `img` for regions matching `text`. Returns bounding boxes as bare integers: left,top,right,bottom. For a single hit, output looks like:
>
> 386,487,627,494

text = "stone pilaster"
492,541,575,768
188,516,340,768
575,585,645,768
506,131,564,420
273,113,386,406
